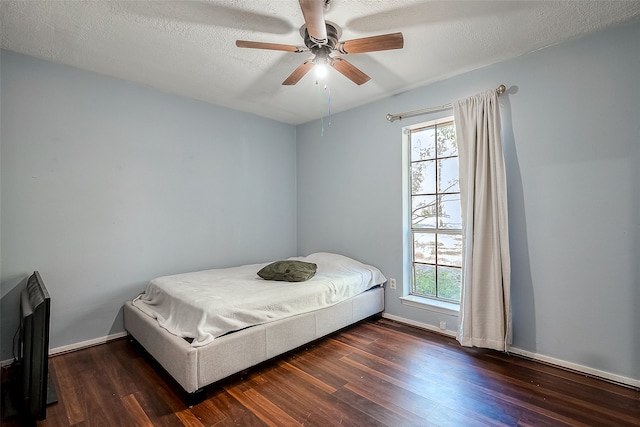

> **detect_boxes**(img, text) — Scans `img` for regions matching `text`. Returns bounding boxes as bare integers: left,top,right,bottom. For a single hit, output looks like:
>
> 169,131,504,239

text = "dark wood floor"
5,318,640,426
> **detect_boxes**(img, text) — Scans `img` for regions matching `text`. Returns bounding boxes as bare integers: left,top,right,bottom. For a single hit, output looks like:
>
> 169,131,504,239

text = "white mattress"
132,252,386,347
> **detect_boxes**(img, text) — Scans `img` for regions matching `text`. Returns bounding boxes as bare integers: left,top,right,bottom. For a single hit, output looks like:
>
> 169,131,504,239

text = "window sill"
400,295,460,316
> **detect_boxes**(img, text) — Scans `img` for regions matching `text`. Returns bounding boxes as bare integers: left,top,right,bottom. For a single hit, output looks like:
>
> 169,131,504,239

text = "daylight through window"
408,118,462,303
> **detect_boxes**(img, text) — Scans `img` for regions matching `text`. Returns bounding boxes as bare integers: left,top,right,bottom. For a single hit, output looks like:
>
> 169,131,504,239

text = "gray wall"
0,50,297,360
297,21,639,381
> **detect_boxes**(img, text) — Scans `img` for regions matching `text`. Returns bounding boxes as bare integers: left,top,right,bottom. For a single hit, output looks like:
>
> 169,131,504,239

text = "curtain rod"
386,84,507,122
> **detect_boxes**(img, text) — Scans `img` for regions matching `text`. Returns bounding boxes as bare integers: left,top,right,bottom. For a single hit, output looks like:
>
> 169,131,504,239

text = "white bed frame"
123,286,384,394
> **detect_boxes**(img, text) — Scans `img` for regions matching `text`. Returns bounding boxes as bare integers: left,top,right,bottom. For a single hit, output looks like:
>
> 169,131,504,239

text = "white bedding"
132,253,386,347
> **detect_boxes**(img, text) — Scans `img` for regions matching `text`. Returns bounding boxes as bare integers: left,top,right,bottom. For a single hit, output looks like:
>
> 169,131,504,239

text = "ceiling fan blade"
337,32,404,54
330,58,371,85
236,40,306,53
282,60,315,85
298,0,328,45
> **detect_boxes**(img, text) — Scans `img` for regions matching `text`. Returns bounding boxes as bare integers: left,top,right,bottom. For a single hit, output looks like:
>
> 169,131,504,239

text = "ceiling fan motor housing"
303,22,340,65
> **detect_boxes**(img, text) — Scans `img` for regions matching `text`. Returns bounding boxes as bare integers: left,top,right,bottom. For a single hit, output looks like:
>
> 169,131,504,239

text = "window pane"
413,264,435,297
437,266,461,301
413,232,436,264
436,122,457,157
411,160,436,195
412,196,436,228
438,157,459,193
411,128,435,161
438,194,462,229
437,234,462,267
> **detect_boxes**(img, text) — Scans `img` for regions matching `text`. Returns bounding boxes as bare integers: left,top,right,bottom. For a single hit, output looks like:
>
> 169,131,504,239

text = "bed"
123,252,386,395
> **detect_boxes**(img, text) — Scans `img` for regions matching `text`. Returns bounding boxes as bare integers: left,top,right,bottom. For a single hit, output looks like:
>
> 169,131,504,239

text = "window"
408,118,462,304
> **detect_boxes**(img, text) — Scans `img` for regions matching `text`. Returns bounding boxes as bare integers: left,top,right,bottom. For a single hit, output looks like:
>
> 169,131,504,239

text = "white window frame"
401,116,461,315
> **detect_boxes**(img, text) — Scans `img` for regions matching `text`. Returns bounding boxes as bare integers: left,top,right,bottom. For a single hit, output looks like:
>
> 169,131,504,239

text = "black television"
17,271,56,424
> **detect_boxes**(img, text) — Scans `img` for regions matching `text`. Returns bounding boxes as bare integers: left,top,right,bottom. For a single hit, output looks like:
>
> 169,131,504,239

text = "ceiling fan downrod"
302,22,340,50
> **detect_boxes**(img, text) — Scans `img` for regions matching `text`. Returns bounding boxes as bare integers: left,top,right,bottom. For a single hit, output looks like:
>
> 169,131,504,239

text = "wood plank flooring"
4,318,639,426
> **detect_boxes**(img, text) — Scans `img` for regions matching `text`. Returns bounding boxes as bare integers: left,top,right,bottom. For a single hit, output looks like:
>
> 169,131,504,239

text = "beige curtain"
453,90,511,351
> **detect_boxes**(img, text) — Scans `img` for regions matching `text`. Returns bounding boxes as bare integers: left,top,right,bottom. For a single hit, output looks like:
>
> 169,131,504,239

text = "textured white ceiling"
2,1,640,124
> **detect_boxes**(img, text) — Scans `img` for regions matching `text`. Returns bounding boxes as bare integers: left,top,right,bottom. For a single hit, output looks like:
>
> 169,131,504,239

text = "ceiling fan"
235,0,404,86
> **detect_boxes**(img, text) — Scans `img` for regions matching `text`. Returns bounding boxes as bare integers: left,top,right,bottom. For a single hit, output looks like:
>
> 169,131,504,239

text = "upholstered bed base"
123,286,384,393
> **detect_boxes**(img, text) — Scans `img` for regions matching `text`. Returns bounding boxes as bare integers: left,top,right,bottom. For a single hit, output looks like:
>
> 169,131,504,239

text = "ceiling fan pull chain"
316,79,325,136
325,83,332,128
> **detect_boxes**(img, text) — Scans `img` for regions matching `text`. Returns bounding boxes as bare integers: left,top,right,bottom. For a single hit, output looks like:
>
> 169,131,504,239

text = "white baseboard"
506,346,640,390
381,313,639,390
49,331,129,356
382,312,457,338
1,331,129,367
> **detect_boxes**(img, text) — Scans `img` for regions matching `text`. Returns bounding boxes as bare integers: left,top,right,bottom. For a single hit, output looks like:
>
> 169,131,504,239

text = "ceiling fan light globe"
315,64,328,78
